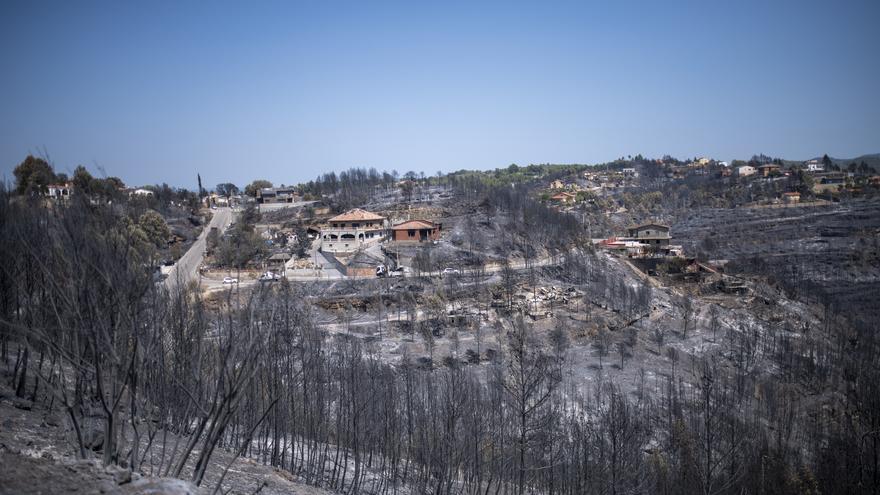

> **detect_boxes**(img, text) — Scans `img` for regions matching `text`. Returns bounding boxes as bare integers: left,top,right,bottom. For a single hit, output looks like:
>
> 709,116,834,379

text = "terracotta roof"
329,208,385,222
391,220,438,230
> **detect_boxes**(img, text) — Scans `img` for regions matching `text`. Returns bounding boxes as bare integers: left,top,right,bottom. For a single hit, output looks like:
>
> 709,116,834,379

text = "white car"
222,277,238,285
259,272,282,282
441,268,461,276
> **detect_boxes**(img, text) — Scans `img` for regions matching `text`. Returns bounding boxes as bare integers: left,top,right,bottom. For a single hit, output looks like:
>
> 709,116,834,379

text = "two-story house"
320,208,387,253
626,222,671,247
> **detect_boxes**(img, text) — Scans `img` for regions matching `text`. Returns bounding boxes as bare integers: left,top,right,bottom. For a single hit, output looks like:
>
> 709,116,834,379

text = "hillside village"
179,154,880,289
4,153,880,494
3,0,879,492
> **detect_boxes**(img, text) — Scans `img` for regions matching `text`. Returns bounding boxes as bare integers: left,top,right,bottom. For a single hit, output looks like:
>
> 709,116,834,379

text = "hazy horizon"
2,0,878,189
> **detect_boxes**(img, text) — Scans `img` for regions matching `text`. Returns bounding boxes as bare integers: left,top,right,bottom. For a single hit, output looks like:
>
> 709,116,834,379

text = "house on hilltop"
805,159,825,172
131,188,154,197
758,164,781,177
736,165,756,177
257,187,299,204
47,183,73,200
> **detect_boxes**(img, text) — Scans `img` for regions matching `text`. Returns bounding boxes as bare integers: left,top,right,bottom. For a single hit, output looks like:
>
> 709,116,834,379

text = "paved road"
201,248,574,292
164,207,233,292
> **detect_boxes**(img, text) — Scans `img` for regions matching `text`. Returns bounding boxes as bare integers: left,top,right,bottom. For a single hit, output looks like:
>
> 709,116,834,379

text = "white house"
47,183,73,199
736,165,756,177
320,208,387,254
805,160,824,172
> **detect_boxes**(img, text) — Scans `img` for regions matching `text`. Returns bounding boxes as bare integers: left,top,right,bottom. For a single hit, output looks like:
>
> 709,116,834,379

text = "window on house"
408,230,416,237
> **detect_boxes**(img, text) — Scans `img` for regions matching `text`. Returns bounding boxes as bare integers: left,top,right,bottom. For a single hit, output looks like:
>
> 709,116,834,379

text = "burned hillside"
674,199,880,323
3,160,880,495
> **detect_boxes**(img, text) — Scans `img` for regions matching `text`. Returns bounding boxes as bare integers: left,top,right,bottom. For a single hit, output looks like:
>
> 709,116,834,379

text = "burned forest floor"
0,375,334,495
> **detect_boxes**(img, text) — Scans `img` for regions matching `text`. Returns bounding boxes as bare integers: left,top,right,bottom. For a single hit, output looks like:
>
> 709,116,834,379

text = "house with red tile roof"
390,219,442,243
321,208,387,253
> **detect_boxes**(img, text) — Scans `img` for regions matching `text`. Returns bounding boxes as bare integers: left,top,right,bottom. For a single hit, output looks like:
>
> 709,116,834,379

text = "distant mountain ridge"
814,153,880,166
776,153,880,170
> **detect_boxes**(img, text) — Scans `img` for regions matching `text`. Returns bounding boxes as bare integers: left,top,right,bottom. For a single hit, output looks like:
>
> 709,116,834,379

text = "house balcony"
320,227,386,253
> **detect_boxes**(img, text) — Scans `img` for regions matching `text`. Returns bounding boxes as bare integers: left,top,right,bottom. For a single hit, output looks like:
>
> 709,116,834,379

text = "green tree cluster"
215,183,239,198
244,179,273,197
72,165,125,201
13,155,58,194
214,203,266,268
138,210,171,248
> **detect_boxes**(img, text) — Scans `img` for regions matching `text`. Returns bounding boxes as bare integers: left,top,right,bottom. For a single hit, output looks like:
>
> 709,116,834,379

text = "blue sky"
1,1,877,189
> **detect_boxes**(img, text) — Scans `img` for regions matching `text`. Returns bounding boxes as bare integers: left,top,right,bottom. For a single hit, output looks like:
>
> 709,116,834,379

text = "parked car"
222,277,238,285
441,267,461,276
258,271,282,282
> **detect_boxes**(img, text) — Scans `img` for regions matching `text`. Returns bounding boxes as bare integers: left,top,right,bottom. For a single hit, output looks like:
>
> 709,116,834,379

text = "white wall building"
736,165,756,177
321,208,387,254
805,160,825,172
